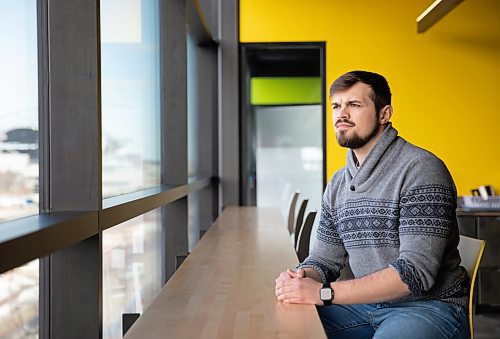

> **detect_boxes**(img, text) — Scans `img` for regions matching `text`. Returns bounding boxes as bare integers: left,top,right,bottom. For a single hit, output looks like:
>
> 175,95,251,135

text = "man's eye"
350,103,360,107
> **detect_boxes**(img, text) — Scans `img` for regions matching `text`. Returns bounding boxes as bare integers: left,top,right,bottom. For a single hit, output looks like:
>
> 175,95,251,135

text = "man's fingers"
275,271,297,290
276,268,304,283
275,270,292,283
277,291,296,302
275,285,288,296
275,282,294,296
275,269,304,297
277,274,321,305
287,268,305,278
275,277,290,289
277,290,303,303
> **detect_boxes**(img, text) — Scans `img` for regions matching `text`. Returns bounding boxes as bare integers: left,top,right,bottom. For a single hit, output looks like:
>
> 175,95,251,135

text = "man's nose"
337,106,349,119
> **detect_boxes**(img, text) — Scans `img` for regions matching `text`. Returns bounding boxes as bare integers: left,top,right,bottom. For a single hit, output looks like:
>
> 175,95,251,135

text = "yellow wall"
240,0,500,196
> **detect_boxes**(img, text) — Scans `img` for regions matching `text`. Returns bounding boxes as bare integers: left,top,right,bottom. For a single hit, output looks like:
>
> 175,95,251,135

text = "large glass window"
101,0,161,198
0,2,39,337
102,209,162,339
0,0,39,222
187,33,201,249
187,33,199,177
188,190,201,251
0,260,39,338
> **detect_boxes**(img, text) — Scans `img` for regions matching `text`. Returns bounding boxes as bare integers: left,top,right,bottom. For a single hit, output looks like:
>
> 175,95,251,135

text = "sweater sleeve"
390,154,457,295
297,180,347,283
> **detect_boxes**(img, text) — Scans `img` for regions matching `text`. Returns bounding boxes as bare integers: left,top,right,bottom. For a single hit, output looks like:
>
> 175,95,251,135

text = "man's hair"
329,70,392,114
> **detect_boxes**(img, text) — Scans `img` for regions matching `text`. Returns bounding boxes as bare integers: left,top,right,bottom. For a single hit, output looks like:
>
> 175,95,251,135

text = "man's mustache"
335,119,355,127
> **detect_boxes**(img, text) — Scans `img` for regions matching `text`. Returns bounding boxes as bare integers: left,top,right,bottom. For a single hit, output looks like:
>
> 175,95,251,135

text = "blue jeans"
317,300,469,339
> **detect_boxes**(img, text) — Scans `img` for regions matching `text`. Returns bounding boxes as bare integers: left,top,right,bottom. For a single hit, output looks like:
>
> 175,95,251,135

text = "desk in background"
125,207,326,339
457,209,500,312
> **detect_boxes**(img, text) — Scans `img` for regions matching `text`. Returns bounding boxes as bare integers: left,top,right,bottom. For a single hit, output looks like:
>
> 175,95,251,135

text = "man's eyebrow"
332,99,363,106
347,99,363,104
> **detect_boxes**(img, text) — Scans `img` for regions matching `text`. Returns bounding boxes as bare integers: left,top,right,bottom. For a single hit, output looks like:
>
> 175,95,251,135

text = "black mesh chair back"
296,210,317,262
294,199,308,248
287,191,300,234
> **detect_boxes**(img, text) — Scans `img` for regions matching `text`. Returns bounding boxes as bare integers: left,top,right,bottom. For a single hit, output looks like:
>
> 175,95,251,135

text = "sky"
0,0,38,134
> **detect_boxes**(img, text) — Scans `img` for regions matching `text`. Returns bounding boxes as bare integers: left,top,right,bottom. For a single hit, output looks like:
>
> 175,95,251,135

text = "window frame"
0,0,219,338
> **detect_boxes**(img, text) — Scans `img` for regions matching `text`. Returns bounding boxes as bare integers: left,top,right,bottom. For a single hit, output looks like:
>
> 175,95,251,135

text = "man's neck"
352,125,387,166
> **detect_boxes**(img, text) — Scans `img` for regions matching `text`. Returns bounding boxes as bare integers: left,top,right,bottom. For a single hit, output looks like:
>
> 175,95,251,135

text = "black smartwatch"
320,283,334,306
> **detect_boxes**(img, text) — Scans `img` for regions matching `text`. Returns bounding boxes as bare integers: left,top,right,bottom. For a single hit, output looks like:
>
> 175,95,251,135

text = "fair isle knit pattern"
298,123,469,308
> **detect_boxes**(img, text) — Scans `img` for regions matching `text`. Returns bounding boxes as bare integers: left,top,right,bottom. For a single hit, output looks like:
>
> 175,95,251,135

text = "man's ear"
379,105,393,124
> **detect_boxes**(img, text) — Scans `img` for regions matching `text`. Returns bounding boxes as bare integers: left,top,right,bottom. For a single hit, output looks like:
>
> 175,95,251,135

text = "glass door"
241,44,326,223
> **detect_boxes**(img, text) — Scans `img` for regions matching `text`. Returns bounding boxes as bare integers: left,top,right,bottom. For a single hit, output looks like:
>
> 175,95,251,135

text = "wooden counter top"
125,207,326,339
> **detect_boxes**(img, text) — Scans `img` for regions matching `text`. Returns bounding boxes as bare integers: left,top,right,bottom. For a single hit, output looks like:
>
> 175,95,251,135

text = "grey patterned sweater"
298,123,469,308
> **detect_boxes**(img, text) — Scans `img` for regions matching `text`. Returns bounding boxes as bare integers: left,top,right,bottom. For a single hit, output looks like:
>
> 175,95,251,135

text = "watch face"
320,288,332,300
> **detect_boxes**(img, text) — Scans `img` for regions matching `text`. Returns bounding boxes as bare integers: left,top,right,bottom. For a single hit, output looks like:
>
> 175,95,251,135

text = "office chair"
293,199,308,248
457,235,486,339
287,191,300,234
296,211,317,262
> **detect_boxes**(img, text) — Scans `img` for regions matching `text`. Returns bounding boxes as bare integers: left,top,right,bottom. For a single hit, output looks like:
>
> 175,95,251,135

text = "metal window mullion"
160,0,188,283
196,45,218,228
218,0,240,207
186,0,219,241
42,0,102,338
37,0,50,337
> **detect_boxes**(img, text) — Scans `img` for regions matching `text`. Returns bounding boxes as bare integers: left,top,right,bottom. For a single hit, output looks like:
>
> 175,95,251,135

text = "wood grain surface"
125,207,326,339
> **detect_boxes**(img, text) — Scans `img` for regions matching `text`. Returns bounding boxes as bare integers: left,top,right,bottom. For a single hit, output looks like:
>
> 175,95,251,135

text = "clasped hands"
275,268,323,305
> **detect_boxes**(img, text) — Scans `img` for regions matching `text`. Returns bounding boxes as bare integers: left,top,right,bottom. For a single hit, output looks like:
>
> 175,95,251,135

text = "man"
275,71,469,338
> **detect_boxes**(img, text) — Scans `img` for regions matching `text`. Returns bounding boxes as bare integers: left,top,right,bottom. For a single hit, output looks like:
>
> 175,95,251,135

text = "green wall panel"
250,77,321,105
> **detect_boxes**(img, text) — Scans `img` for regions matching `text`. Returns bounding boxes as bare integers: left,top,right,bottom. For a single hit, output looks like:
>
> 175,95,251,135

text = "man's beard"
336,120,380,149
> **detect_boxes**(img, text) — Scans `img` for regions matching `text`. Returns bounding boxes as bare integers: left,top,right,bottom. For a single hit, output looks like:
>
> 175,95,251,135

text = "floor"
474,313,500,338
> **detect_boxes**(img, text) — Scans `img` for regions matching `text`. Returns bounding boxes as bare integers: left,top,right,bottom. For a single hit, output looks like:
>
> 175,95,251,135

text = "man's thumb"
296,268,306,278
287,268,306,278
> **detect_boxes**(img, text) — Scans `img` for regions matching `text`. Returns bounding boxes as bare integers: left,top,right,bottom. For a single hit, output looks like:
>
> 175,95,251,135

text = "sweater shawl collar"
345,123,399,191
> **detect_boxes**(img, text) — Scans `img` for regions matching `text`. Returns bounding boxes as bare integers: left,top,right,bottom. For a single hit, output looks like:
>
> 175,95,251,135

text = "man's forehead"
331,83,373,103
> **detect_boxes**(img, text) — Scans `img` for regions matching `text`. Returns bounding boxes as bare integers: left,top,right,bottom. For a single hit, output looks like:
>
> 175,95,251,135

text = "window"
101,2,162,337
102,209,162,339
187,33,199,177
0,2,39,337
0,260,39,338
0,0,39,222
101,0,161,198
187,33,201,249
0,1,217,337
